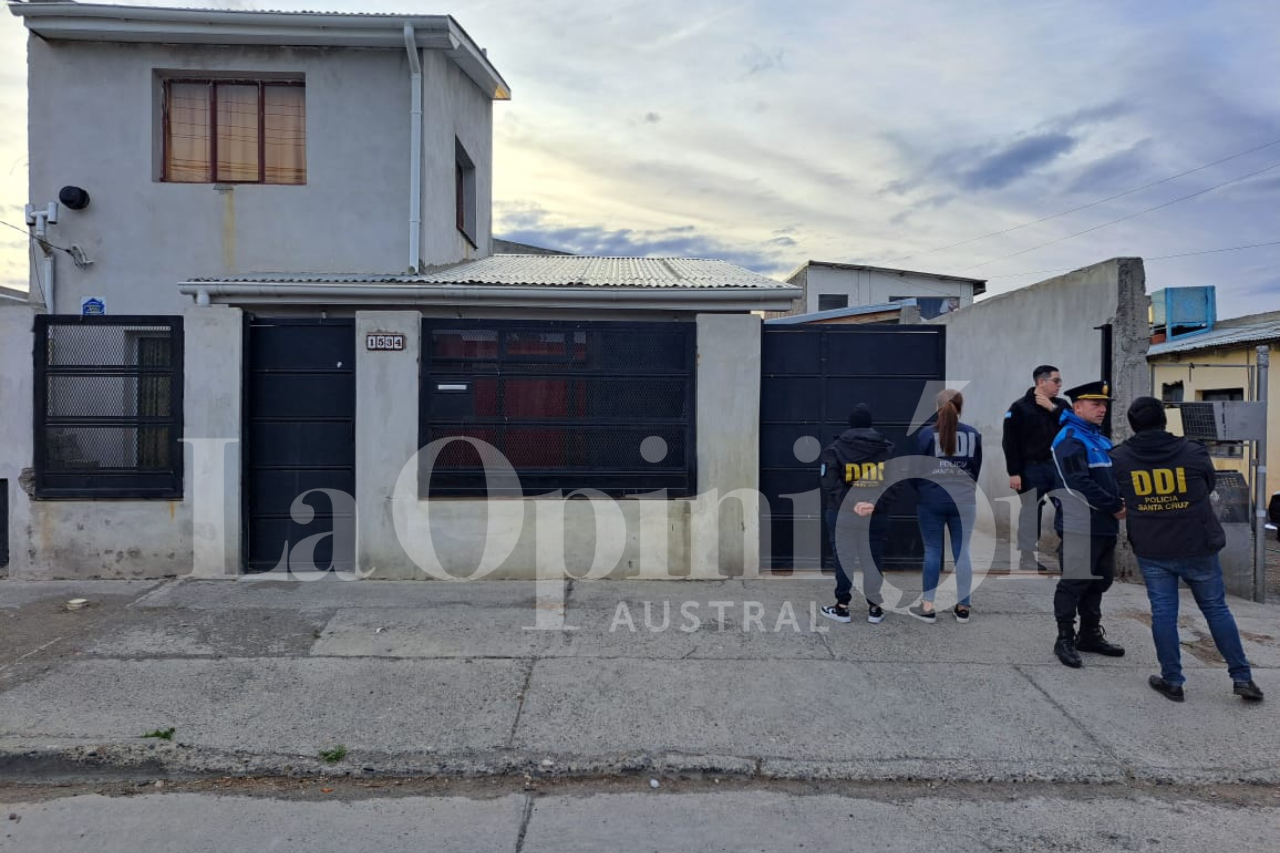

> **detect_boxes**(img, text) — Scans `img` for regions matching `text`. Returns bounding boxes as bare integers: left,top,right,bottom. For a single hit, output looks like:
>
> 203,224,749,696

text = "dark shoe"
867,604,885,624
820,604,851,624
1148,675,1185,702
907,603,937,623
1054,636,1082,668
1076,626,1125,657
953,604,970,624
1234,680,1265,702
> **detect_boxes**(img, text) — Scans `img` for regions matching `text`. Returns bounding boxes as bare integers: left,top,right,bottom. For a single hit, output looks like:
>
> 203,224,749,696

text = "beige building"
1148,310,1280,496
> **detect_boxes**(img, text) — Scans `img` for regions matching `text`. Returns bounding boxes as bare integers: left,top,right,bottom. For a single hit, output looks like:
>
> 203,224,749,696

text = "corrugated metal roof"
1149,317,1280,356
188,255,798,290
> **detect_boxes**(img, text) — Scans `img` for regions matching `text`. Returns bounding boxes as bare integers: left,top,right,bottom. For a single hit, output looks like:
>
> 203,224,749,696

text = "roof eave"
8,3,510,100
177,281,797,312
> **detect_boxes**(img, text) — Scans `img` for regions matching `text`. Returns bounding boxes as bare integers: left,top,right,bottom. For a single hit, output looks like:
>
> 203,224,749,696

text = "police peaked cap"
1063,380,1112,402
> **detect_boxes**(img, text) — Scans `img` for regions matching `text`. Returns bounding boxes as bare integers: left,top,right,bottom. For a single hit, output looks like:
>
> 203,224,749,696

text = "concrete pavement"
0,573,1277,785
3,788,1280,853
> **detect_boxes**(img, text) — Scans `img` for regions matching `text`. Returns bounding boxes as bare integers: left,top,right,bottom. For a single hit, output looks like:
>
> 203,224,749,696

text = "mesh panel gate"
33,316,184,498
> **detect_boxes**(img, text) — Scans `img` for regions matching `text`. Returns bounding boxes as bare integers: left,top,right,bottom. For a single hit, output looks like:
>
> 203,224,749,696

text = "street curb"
1,740,1276,787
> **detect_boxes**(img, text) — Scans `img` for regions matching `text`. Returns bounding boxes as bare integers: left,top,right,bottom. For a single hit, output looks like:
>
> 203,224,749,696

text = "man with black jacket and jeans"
819,404,895,624
1111,397,1264,703
1050,381,1127,668
1003,365,1068,572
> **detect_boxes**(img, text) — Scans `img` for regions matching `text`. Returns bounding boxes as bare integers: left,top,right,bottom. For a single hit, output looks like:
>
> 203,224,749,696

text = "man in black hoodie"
1003,365,1068,572
1112,397,1264,703
819,404,896,624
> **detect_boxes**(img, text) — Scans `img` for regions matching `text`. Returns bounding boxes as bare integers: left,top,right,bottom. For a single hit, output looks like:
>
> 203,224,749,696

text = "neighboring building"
1148,307,1280,497
769,261,986,320
763,299,920,326
0,1,799,580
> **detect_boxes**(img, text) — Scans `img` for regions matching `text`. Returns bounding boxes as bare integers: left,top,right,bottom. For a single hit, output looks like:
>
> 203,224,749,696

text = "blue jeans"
1138,554,1252,686
918,501,975,607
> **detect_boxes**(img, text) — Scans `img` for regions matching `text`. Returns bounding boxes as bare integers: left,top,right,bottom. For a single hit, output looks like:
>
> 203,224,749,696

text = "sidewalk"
1,573,1276,785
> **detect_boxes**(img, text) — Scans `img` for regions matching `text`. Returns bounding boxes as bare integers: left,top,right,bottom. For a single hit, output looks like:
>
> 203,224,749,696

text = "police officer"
818,404,895,625
1002,364,1067,572
1050,380,1126,668
1111,397,1264,703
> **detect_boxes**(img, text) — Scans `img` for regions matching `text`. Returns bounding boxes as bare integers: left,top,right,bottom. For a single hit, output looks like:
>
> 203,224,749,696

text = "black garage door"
244,318,356,574
760,324,947,570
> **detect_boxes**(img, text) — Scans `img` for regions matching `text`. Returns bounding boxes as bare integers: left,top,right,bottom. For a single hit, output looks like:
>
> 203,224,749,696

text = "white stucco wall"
25,37,494,315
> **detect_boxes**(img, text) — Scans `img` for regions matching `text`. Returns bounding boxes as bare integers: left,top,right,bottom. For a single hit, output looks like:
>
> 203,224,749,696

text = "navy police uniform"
1049,381,1126,667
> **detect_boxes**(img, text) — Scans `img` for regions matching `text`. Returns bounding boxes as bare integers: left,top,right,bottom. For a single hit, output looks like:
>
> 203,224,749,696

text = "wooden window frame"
162,78,306,185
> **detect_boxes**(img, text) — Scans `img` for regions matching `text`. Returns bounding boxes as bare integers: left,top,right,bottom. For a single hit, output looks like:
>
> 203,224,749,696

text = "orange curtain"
264,85,306,184
166,82,211,182
215,83,259,182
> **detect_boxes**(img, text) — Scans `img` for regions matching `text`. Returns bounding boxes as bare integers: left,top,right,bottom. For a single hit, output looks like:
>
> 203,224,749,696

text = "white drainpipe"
404,24,423,273
43,250,54,313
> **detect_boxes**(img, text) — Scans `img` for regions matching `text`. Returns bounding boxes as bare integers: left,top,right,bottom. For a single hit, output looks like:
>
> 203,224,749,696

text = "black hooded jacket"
819,427,896,510
1003,387,1068,476
1110,429,1225,558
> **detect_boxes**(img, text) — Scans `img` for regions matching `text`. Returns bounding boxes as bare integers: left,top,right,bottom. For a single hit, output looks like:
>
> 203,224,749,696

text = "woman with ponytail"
909,389,983,623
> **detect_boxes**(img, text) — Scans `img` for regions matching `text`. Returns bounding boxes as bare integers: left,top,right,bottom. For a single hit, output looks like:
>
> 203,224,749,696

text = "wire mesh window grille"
34,316,184,498
421,320,696,497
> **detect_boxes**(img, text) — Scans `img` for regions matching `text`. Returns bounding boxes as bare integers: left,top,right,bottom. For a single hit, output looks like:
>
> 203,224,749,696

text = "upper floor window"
455,138,477,246
163,79,306,185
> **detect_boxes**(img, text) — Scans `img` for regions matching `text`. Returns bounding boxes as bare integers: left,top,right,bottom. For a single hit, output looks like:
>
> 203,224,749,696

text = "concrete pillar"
183,305,243,578
0,304,36,577
692,313,762,577
355,311,421,578
1110,258,1150,580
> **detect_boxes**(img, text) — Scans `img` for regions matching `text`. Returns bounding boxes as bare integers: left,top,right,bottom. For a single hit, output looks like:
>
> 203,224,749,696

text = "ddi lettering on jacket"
1130,467,1191,511
845,462,884,487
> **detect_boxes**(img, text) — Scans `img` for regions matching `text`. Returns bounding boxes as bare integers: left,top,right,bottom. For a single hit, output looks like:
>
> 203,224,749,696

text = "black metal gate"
243,318,356,574
760,324,947,570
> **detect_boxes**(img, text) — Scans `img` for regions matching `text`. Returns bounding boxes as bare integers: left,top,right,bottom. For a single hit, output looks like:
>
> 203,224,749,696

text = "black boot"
1076,625,1125,657
1054,625,1082,668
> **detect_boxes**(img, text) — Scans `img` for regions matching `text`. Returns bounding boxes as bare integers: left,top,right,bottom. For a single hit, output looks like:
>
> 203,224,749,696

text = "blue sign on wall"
80,297,105,316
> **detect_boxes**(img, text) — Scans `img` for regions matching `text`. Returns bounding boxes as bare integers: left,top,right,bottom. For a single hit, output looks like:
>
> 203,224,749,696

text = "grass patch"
142,727,175,740
319,745,347,764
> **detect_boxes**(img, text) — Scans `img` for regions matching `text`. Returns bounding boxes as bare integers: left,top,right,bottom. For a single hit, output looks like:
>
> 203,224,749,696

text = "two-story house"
0,1,798,580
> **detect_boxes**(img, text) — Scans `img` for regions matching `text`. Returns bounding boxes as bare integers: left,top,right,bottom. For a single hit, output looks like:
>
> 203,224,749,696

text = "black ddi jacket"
1111,430,1225,558
819,428,895,511
1003,388,1067,476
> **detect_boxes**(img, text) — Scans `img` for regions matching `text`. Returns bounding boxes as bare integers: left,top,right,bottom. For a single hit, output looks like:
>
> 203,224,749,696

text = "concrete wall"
184,305,243,578
1,303,244,579
926,258,1149,569
694,313,762,577
0,305,37,575
26,38,493,314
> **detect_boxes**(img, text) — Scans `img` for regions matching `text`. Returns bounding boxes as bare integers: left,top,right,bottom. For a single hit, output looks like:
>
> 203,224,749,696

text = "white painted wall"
25,37,494,315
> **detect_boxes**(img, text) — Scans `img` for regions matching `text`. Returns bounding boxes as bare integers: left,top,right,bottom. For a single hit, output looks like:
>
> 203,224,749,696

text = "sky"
2,0,1279,318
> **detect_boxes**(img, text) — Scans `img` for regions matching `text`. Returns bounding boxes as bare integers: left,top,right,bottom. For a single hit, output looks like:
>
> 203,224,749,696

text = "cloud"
1066,140,1154,195
495,205,790,275
960,132,1079,191
740,45,784,76
643,112,661,124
